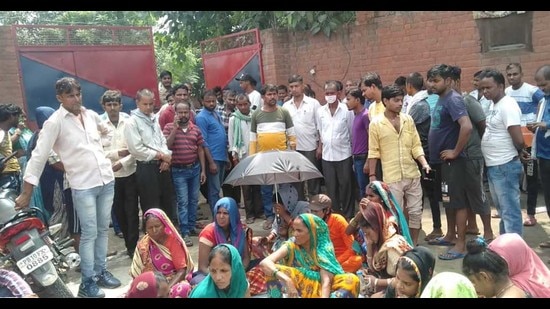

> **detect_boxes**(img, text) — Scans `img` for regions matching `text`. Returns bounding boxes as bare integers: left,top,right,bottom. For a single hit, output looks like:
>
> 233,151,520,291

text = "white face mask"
325,95,337,104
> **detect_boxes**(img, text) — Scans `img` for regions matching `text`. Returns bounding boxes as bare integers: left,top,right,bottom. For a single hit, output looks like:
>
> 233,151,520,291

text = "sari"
420,272,477,298
197,197,266,295
369,181,413,246
488,233,550,298
267,213,360,298
189,244,249,298
361,202,412,278
126,271,164,298
130,208,195,298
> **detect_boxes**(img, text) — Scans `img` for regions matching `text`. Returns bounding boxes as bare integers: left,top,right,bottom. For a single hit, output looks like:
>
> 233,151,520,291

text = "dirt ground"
64,190,550,298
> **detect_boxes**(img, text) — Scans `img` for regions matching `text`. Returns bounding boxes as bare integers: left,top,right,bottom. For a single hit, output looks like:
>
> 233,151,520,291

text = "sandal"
540,241,550,248
428,236,456,246
246,218,255,224
424,231,444,241
438,250,465,260
523,216,537,227
262,217,274,230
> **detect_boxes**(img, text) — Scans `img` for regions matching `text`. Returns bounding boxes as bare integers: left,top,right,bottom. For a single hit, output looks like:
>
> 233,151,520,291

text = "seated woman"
260,213,360,298
488,233,550,298
360,201,413,296
125,271,170,298
347,181,413,249
420,272,477,298
190,244,250,298
378,246,436,298
251,183,309,258
463,236,530,298
193,197,265,295
130,208,195,298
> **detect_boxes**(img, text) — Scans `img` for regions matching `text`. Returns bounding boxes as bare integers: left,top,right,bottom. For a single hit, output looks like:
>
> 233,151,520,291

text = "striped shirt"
163,122,204,165
249,107,296,155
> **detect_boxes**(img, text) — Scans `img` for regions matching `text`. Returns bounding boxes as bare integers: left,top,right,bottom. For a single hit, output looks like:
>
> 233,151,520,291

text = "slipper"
540,241,550,248
246,218,255,224
438,250,465,260
428,236,456,246
523,216,537,227
424,232,444,241
491,213,501,219
465,230,480,235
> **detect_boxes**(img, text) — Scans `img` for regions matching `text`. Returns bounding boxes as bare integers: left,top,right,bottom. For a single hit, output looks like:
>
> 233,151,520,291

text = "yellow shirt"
368,113,424,183
0,130,20,173
368,101,385,121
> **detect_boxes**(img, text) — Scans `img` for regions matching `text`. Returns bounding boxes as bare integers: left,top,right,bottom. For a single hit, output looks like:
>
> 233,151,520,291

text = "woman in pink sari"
130,208,195,298
488,233,550,298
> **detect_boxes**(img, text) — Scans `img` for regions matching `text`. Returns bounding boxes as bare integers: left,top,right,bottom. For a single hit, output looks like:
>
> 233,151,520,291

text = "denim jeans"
172,163,200,235
353,156,369,199
261,185,274,220
72,181,115,280
487,158,523,236
207,160,225,216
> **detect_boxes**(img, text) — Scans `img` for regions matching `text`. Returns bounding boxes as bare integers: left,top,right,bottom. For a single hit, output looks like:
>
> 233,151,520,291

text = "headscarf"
189,244,248,298
360,201,397,257
283,213,344,281
488,233,550,298
398,246,436,298
130,208,195,278
26,106,56,159
276,183,299,213
214,197,245,256
126,271,161,298
368,181,413,246
420,272,477,298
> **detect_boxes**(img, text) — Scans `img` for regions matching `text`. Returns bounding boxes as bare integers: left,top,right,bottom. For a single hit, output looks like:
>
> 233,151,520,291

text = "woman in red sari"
130,208,195,298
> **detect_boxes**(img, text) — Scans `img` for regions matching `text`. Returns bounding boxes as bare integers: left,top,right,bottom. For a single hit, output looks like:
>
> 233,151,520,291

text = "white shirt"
481,96,522,166
282,95,321,151
248,90,263,111
316,102,354,161
24,106,114,190
125,110,171,162
99,112,136,178
469,90,492,118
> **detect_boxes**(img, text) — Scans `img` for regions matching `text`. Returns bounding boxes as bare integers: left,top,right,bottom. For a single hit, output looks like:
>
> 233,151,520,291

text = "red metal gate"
200,29,264,92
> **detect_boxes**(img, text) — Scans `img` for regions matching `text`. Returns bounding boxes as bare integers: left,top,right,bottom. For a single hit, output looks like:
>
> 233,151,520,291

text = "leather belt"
353,154,367,160
171,162,198,169
137,160,160,165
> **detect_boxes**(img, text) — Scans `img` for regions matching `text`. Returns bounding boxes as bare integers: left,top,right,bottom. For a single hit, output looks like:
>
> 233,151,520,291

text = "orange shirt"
326,213,362,273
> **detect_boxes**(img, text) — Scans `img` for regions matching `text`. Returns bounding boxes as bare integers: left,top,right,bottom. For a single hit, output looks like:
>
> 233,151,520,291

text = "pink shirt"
24,106,114,190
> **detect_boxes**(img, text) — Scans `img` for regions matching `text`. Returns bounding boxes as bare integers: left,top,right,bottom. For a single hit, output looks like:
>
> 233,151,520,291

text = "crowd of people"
1,61,550,298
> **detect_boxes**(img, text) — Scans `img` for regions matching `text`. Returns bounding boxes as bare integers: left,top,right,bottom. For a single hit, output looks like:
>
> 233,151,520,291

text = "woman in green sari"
260,213,360,298
189,244,250,298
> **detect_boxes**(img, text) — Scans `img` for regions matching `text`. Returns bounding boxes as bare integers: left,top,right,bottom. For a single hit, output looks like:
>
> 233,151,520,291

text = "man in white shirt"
316,80,355,220
236,73,263,111
283,74,322,199
99,90,139,258
15,77,120,298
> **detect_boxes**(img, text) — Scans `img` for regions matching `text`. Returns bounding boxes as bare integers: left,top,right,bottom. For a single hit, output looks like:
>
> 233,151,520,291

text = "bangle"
374,278,379,287
349,219,358,227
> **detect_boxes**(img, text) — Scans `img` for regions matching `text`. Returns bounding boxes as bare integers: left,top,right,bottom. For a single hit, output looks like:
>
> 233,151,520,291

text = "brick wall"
261,11,550,97
0,26,24,109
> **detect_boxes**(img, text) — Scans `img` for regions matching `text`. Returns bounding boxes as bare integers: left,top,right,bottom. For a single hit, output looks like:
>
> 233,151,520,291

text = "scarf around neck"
230,110,251,159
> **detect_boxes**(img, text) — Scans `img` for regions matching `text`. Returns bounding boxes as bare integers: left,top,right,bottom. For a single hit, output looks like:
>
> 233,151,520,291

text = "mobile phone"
421,168,435,181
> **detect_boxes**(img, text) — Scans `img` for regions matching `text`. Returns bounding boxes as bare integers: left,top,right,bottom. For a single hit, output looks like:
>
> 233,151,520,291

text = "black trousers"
135,162,177,225
112,173,139,255
322,157,355,220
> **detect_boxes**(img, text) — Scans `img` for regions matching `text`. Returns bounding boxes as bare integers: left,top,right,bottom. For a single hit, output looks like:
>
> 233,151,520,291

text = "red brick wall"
261,11,550,97
0,26,24,109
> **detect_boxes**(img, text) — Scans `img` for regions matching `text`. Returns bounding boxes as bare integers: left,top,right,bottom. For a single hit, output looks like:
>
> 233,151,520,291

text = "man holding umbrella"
249,84,297,230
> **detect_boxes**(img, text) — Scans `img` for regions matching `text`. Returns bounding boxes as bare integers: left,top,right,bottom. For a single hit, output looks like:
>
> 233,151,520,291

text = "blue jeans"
72,181,115,280
172,163,200,235
207,160,225,217
353,156,369,199
261,185,274,219
487,158,523,236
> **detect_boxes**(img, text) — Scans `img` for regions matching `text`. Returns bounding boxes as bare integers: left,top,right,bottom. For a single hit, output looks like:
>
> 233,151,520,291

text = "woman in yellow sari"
260,213,360,298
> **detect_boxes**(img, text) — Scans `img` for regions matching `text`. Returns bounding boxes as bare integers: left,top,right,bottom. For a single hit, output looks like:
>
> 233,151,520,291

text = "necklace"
495,282,515,298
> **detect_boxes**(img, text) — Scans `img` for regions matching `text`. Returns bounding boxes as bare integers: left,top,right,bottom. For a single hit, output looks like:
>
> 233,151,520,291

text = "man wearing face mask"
316,80,355,220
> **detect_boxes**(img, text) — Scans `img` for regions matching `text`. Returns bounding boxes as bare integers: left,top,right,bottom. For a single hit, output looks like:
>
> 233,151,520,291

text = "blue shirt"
536,97,550,160
428,90,468,164
195,108,228,161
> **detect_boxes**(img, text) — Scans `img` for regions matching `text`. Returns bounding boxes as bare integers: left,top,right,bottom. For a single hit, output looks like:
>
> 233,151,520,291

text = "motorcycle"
0,153,80,298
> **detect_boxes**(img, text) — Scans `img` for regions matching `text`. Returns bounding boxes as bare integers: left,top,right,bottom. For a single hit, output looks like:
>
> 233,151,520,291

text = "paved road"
64,192,550,298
